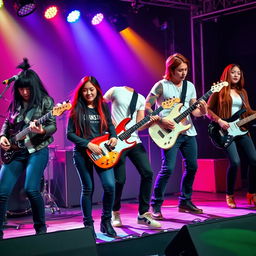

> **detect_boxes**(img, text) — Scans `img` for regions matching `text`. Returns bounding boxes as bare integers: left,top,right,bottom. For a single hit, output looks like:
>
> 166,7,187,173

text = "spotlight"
109,14,129,32
91,13,104,25
0,0,4,8
67,10,80,23
44,6,58,19
13,0,37,17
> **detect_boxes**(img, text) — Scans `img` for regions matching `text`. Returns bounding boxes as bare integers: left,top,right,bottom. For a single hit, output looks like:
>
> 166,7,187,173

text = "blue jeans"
113,143,153,215
0,147,49,234
226,134,256,195
73,150,115,226
151,135,198,211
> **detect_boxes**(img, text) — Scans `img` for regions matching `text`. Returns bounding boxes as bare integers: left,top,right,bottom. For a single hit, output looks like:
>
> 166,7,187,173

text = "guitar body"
86,118,137,169
149,103,191,149
0,121,26,164
208,109,247,149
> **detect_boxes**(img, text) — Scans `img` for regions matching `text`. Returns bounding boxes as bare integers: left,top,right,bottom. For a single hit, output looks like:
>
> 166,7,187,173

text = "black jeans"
226,134,256,195
73,150,115,225
113,143,153,215
0,147,49,234
151,135,198,211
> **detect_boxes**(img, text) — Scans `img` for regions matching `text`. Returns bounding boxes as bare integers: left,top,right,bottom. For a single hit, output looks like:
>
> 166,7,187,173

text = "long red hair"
69,76,108,137
217,64,245,118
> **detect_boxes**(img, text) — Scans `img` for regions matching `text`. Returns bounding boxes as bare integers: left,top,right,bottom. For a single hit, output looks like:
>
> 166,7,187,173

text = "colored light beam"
121,27,165,78
93,20,145,81
0,0,4,8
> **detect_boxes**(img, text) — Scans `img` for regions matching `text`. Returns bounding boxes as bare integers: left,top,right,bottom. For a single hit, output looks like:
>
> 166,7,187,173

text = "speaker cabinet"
165,213,256,256
0,228,97,256
52,150,81,208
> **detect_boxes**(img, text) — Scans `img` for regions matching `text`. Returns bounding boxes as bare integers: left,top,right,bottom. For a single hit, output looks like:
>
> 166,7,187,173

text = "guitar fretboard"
237,113,256,127
118,106,164,141
15,111,53,141
174,90,213,123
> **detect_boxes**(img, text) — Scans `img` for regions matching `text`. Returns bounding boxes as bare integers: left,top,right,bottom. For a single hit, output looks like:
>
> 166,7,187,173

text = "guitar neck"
119,106,163,140
15,111,53,141
174,90,212,123
237,113,256,127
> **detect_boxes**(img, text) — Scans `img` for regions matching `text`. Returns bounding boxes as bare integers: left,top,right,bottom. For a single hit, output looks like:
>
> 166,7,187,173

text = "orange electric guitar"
86,98,179,169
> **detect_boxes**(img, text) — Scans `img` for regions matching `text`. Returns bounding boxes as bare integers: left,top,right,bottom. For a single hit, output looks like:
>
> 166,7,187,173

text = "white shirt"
150,79,197,136
104,86,146,143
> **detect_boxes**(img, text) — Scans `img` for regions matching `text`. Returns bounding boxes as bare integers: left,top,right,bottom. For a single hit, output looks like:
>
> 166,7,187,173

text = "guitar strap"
129,90,138,119
180,80,187,104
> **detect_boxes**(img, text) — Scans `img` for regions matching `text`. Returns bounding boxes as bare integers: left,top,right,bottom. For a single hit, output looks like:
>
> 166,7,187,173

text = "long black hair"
9,58,49,112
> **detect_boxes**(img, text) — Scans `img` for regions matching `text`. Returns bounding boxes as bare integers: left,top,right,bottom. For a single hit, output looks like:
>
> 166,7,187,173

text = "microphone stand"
0,82,12,102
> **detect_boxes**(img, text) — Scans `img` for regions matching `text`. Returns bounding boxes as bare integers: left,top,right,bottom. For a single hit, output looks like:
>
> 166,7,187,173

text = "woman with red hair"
207,64,256,208
67,76,117,237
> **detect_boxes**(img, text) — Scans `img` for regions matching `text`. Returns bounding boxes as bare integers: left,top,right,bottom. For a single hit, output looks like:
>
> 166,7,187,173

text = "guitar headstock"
162,98,180,109
211,81,228,93
52,101,72,116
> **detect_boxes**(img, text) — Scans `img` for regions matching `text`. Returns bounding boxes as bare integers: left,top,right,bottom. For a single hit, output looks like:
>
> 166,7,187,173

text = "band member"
67,76,117,237
104,86,161,228
145,53,207,219
207,64,256,208
0,58,56,239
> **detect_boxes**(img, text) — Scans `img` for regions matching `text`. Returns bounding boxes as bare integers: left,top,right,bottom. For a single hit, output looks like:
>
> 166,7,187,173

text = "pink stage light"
44,6,58,19
91,13,104,25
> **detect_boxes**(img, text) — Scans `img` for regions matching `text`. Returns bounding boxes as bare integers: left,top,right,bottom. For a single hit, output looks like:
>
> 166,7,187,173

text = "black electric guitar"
208,109,256,149
0,101,72,164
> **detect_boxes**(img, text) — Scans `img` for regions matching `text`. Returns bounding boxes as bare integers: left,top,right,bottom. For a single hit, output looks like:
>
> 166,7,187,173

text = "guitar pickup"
104,143,115,152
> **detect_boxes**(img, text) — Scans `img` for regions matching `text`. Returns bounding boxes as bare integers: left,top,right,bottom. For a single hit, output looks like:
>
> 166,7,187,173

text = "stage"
1,191,256,255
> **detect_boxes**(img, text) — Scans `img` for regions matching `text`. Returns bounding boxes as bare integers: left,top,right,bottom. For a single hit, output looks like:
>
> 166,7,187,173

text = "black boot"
178,200,203,214
100,219,117,237
84,224,96,240
34,224,47,235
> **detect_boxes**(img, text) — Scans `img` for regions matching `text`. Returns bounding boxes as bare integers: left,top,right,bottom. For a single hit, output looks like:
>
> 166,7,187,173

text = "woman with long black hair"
0,58,56,239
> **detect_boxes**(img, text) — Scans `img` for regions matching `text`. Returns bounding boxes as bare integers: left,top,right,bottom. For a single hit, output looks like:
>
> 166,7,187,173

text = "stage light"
44,6,58,19
13,0,37,17
91,13,104,25
67,10,80,23
0,0,4,8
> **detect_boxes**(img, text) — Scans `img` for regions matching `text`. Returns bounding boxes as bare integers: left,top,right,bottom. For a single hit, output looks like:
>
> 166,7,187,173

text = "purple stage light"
91,13,104,25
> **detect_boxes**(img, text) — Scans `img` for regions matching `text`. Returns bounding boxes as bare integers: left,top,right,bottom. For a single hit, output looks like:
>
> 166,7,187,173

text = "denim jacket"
0,96,57,154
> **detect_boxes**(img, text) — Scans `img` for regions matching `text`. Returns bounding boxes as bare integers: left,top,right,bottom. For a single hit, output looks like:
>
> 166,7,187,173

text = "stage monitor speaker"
165,213,256,256
97,229,178,256
0,227,97,256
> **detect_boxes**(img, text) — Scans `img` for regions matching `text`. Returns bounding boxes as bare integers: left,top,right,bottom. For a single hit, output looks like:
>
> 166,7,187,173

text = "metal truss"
119,0,198,10
120,0,256,15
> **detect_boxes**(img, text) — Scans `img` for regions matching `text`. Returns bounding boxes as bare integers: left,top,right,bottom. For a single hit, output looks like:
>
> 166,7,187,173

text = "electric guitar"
0,101,72,164
86,98,179,169
208,109,256,149
148,81,229,149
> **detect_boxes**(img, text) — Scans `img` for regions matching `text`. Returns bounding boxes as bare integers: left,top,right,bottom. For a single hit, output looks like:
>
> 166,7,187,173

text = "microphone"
2,75,19,85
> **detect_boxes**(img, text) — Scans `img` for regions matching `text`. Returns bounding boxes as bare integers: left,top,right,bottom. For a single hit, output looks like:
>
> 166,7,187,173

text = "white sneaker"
112,211,122,227
137,212,161,228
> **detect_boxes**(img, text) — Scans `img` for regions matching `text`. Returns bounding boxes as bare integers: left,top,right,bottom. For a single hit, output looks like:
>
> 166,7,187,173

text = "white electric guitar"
149,81,228,149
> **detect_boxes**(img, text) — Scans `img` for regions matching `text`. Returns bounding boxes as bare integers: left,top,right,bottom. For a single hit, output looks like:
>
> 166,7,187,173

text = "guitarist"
207,64,256,209
67,76,118,238
104,86,161,229
145,53,207,218
0,58,56,239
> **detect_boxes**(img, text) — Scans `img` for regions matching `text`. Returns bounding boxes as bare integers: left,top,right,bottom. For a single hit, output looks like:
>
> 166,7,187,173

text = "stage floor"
3,191,256,243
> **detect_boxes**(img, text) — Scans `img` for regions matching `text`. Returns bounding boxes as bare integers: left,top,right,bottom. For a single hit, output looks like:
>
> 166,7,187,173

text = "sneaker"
137,212,161,228
152,211,164,220
112,211,122,227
